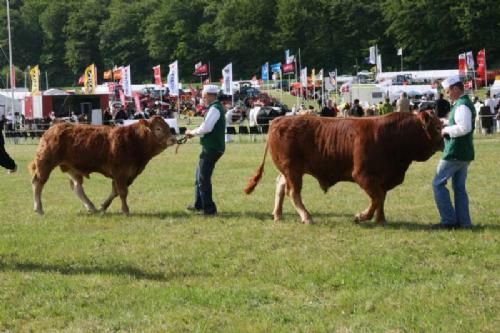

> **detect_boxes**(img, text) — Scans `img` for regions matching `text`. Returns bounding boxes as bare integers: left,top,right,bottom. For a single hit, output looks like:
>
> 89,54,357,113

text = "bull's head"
418,111,444,152
146,116,177,148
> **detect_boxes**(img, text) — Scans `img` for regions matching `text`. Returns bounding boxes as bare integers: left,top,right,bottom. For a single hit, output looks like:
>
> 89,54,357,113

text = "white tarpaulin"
383,85,438,100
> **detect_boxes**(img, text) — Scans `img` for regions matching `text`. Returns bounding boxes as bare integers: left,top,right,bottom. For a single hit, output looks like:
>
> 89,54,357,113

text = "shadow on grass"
91,211,194,219
0,259,208,281
356,221,495,232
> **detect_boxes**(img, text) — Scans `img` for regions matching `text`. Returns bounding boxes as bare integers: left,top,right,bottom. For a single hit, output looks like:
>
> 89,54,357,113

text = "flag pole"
295,57,299,109
298,48,302,106
208,61,212,83
6,0,15,122
400,49,403,72
484,49,488,88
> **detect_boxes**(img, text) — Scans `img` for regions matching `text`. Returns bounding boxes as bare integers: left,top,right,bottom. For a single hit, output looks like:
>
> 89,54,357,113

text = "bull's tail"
244,141,269,194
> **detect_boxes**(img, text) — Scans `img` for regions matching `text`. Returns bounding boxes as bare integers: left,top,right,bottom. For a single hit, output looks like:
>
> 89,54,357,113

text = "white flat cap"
441,75,461,89
202,84,219,94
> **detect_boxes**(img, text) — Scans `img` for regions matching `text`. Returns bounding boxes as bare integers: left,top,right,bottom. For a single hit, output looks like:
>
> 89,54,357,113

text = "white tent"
490,80,500,98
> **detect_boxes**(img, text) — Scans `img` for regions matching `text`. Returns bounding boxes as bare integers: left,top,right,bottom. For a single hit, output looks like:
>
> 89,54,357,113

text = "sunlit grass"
0,134,499,332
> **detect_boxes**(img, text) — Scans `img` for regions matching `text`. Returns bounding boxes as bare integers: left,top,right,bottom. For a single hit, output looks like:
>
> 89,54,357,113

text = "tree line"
0,0,498,87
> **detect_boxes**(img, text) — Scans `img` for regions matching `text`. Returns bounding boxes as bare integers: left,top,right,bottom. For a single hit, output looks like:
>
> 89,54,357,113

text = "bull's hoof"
273,213,282,222
354,213,368,223
375,220,387,227
86,207,98,214
302,218,313,225
34,209,44,215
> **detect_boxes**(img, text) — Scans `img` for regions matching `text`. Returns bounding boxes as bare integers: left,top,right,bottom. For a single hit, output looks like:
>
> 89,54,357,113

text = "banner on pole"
465,51,475,71
271,63,281,73
222,63,233,95
83,64,97,94
194,62,208,76
153,65,162,86
167,61,179,96
30,65,40,93
121,65,132,97
300,67,308,88
369,46,376,65
261,63,269,80
458,53,466,76
282,62,295,75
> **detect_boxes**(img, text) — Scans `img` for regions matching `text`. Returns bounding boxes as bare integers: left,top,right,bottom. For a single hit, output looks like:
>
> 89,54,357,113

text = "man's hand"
185,129,195,139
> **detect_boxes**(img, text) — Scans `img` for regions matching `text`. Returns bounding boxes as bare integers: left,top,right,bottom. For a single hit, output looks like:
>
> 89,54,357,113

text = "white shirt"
484,98,496,114
190,104,221,136
442,96,472,138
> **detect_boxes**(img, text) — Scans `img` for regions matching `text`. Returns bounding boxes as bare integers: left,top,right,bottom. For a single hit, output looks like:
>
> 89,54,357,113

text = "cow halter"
175,136,188,154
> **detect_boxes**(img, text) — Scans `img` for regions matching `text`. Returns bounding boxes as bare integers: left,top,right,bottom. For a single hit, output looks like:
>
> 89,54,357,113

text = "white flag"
222,63,233,95
317,69,324,81
465,51,475,70
377,54,382,73
300,67,308,88
369,46,376,65
122,65,132,97
397,48,403,56
167,60,179,96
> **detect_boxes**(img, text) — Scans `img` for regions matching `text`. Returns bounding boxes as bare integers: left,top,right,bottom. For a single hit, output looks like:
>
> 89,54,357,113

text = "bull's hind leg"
100,180,118,212
286,173,313,224
68,172,97,213
32,176,46,215
272,174,287,222
31,161,56,215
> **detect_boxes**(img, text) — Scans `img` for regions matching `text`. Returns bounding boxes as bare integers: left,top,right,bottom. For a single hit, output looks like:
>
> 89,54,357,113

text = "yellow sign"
83,64,96,94
29,65,40,94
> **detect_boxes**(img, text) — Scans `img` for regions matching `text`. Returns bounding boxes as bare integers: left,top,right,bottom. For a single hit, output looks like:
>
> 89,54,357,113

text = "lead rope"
175,136,188,154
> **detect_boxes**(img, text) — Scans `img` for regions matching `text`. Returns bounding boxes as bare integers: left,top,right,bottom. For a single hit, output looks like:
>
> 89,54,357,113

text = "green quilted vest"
442,95,475,161
200,100,226,153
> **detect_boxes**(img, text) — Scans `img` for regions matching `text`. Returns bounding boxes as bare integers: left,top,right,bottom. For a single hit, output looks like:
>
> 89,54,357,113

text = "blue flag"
271,63,282,73
261,63,269,80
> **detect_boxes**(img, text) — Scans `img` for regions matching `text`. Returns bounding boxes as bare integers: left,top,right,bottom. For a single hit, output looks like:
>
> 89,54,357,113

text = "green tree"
99,0,154,83
210,0,277,79
63,0,109,78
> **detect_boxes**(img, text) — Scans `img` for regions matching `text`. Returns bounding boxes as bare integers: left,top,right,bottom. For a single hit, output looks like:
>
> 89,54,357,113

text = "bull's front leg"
272,174,287,222
115,180,130,215
355,186,386,225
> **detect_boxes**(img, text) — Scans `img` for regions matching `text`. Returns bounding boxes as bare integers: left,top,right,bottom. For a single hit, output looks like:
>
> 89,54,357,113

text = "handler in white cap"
185,84,225,216
431,75,475,230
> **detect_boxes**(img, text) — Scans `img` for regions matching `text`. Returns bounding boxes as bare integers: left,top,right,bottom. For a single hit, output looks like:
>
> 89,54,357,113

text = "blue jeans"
432,159,472,227
193,149,223,214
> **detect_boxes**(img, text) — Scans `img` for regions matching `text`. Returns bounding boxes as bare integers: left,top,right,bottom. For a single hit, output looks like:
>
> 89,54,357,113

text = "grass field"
0,133,499,332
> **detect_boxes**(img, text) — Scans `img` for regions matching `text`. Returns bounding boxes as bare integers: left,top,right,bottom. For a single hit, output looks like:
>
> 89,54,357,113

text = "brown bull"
30,116,177,215
244,111,443,225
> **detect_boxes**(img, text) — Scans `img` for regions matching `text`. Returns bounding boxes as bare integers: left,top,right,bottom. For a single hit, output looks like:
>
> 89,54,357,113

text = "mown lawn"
0,133,499,332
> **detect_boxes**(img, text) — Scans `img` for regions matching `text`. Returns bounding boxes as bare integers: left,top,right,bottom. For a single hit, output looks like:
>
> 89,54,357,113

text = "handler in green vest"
431,75,475,230
185,84,226,215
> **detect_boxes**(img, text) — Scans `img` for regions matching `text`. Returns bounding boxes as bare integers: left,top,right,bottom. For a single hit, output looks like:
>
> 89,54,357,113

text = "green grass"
0,134,499,332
